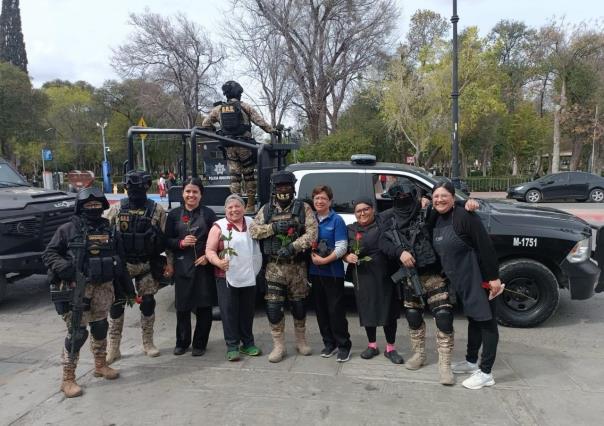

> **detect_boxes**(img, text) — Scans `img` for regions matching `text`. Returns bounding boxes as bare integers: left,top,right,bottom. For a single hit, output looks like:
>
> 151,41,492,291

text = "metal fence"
464,176,530,192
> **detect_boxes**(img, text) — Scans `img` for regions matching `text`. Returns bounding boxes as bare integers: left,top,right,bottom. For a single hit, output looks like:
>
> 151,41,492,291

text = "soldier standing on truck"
249,171,318,363
202,80,278,214
380,178,479,385
42,188,134,398
104,170,168,364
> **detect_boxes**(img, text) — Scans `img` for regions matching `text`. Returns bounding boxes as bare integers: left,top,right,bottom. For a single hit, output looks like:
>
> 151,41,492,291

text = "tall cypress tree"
0,0,28,73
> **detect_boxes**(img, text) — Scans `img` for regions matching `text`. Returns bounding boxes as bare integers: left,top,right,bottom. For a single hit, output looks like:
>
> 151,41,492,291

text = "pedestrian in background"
309,185,352,362
343,198,403,365
206,194,263,361
164,177,217,356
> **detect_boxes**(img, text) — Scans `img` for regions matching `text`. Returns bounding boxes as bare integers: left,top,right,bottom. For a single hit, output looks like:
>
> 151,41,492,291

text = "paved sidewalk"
2,280,604,426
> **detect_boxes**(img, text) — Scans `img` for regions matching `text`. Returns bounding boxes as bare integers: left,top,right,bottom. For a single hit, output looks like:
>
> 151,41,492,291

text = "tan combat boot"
91,337,120,380
294,319,312,356
60,351,82,398
405,322,427,370
268,319,287,363
436,330,455,385
141,314,160,357
106,315,124,365
245,193,256,214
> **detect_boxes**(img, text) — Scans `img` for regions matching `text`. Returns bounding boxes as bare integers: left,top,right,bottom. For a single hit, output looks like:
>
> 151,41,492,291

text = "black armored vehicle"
124,127,602,328
289,155,603,328
0,158,76,302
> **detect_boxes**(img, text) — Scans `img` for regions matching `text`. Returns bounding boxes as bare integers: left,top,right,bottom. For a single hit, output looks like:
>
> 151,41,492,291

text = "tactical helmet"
271,170,297,186
75,186,109,214
222,81,244,100
123,170,152,189
387,177,418,199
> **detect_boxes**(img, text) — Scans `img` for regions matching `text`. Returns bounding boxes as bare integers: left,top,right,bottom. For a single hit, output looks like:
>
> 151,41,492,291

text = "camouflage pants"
61,281,114,327
127,262,159,296
226,146,256,197
403,273,452,311
265,260,310,302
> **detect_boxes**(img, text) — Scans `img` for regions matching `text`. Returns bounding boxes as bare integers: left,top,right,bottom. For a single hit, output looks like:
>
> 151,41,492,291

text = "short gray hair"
224,194,245,208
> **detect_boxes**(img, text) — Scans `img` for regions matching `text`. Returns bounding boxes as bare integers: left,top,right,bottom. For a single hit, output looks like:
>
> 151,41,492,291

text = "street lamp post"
96,121,111,193
450,0,461,186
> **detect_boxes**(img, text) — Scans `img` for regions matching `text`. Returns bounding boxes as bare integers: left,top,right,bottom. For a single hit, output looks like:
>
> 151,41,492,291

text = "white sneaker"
462,370,495,390
451,360,480,374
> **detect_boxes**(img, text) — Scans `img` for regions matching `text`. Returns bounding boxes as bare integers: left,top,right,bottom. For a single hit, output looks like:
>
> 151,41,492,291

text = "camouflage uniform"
250,200,318,362
104,200,167,362
202,99,275,201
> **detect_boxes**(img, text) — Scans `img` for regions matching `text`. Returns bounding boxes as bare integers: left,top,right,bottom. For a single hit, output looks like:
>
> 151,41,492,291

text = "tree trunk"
552,78,566,173
569,135,583,171
512,155,518,175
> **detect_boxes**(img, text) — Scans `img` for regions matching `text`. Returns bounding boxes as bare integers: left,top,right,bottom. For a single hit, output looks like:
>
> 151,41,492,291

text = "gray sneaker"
452,360,479,374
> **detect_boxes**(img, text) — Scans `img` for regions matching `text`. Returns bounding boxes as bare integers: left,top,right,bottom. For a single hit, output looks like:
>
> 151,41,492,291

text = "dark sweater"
428,206,499,281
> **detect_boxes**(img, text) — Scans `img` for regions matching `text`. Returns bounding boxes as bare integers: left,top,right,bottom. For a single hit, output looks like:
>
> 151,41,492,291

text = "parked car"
507,171,604,203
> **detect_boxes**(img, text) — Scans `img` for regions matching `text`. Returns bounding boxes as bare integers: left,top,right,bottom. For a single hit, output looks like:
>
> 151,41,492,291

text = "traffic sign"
43,149,53,161
138,117,147,141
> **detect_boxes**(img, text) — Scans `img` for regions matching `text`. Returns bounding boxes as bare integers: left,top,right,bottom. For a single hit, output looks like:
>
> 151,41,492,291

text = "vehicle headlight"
566,238,591,263
515,186,524,191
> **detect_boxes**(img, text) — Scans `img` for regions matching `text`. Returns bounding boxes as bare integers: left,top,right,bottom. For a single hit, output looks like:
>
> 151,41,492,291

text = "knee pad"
434,308,454,334
405,308,424,330
110,302,125,319
290,299,306,320
64,326,88,353
139,295,156,316
266,301,284,324
89,319,109,340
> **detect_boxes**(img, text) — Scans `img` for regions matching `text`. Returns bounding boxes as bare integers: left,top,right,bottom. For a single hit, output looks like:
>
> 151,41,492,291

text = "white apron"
216,217,262,287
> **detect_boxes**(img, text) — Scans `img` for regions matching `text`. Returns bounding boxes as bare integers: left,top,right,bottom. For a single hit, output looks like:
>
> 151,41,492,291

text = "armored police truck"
0,158,76,303
125,128,603,327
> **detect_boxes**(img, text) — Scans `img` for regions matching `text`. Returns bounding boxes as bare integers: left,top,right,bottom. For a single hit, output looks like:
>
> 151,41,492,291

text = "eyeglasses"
354,207,372,215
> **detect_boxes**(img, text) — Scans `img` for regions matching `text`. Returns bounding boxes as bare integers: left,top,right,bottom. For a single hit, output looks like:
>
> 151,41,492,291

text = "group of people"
42,79,502,399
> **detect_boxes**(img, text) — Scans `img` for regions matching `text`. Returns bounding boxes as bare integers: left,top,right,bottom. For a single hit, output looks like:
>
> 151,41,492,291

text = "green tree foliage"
0,0,27,73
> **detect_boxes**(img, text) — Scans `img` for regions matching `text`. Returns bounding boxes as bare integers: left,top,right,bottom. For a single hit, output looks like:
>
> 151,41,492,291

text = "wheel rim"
526,190,540,203
501,277,539,312
590,189,604,202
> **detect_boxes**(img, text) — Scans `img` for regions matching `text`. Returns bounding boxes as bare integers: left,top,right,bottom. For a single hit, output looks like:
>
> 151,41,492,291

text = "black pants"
176,307,212,350
466,300,499,374
216,278,256,350
365,322,397,345
311,274,351,350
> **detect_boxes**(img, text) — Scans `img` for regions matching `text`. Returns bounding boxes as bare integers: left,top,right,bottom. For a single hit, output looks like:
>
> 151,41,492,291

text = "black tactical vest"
393,215,437,269
117,199,160,262
85,228,117,284
219,101,252,136
261,200,306,258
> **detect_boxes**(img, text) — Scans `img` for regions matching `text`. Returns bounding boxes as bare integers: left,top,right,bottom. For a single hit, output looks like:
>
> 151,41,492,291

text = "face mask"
82,208,104,222
276,192,293,208
128,186,147,206
393,195,414,209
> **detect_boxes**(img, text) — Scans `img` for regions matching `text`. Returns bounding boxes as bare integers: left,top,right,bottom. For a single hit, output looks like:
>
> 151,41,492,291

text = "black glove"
272,220,293,235
57,264,75,281
271,128,281,136
276,244,295,258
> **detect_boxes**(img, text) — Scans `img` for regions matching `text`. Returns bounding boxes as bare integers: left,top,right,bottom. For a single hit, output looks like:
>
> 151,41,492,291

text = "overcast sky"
19,0,603,87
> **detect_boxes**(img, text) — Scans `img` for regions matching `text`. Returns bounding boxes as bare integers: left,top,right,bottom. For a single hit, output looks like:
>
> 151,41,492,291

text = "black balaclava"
127,184,147,208
275,184,295,209
81,204,104,225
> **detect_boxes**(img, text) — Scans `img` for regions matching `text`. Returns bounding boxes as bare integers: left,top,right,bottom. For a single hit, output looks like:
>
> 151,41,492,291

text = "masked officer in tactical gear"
380,178,478,385
249,171,318,362
202,80,279,214
104,170,169,364
43,187,134,398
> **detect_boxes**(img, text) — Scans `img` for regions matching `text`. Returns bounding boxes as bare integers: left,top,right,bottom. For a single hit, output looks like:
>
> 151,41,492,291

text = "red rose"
182,215,190,224
355,232,362,241
481,282,490,289
311,241,318,250
287,227,295,237
227,222,234,231
135,295,143,304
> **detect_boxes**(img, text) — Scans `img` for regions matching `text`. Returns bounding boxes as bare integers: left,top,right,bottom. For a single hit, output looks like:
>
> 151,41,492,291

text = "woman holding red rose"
343,198,403,364
206,194,263,361
165,178,217,356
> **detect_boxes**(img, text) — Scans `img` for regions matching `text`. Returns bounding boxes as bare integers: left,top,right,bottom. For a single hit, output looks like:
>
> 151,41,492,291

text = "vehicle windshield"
0,162,29,187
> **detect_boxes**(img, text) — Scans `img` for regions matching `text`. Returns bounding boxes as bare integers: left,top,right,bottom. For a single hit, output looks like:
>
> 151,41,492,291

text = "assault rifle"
388,210,428,305
67,233,88,362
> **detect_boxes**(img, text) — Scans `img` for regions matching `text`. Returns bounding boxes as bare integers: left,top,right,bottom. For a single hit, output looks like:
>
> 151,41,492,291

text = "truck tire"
496,259,559,328
0,275,7,304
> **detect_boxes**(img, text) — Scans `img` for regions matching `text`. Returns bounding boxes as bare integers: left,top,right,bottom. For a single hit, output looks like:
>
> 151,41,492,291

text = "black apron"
172,206,216,311
432,210,492,321
347,221,399,327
